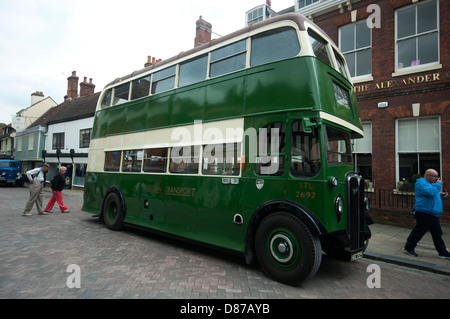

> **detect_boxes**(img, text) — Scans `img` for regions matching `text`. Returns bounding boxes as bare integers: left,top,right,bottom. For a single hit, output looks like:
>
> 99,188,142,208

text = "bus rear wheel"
255,212,322,285
102,192,125,231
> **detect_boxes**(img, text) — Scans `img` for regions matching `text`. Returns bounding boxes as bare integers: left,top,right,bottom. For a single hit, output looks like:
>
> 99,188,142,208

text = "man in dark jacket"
44,166,70,213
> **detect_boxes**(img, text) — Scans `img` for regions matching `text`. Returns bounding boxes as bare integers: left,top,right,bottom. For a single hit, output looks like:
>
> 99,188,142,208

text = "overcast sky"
0,0,295,125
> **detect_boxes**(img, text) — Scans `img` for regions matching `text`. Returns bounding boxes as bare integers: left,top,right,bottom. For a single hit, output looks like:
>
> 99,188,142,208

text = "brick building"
261,0,449,224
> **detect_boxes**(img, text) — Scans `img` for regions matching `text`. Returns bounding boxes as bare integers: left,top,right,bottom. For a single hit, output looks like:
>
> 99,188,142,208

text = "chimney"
194,16,212,47
80,77,96,96
144,56,162,67
31,91,44,105
65,71,79,101
145,56,152,67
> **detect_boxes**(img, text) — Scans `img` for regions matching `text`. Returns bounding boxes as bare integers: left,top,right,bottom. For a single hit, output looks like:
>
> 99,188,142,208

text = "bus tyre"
255,212,322,285
102,192,125,231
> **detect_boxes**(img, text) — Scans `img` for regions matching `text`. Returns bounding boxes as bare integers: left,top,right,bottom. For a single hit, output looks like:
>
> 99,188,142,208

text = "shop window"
73,163,87,186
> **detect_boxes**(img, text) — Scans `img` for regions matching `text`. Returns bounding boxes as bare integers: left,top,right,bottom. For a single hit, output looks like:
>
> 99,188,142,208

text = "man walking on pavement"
404,169,450,259
22,163,50,216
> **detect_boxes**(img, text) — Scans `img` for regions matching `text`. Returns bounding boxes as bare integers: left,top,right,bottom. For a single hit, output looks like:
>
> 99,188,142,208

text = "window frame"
396,116,441,183
290,119,321,178
394,0,440,74
297,0,319,9
52,132,65,150
339,20,372,79
250,27,301,67
151,65,177,94
79,128,92,148
255,121,286,176
178,54,208,87
130,75,151,101
209,39,247,78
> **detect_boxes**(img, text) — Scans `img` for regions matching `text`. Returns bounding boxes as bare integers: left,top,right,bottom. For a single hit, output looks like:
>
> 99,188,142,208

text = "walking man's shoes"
404,248,419,257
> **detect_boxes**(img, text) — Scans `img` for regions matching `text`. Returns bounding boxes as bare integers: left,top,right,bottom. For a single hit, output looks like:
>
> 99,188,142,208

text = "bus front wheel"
102,192,125,231
255,212,322,285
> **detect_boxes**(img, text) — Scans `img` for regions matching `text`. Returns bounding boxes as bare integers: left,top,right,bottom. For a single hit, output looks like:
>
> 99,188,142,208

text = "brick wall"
312,0,450,225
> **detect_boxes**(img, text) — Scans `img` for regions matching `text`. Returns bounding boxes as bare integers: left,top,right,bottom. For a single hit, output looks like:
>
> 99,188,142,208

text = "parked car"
0,160,23,186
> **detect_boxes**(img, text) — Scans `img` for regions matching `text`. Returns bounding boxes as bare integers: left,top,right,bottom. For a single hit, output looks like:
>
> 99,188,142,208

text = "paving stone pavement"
1,186,449,301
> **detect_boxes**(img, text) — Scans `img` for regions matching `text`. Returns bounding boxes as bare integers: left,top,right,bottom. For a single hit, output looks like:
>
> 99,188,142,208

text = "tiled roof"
29,92,100,128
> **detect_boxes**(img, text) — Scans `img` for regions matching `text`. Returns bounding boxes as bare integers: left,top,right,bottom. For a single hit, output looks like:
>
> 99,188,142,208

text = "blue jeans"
405,211,448,256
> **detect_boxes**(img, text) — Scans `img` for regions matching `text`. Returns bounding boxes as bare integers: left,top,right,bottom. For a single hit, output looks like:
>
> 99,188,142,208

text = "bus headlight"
364,197,370,212
335,195,344,222
328,176,338,188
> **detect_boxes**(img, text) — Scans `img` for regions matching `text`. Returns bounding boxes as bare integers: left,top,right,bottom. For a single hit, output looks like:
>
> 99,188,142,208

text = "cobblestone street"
1,186,449,301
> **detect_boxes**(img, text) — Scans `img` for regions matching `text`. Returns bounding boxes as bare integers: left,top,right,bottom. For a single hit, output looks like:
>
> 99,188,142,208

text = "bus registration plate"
351,251,364,261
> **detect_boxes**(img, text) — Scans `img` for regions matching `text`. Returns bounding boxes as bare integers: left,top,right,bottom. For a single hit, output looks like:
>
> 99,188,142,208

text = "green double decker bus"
82,13,371,285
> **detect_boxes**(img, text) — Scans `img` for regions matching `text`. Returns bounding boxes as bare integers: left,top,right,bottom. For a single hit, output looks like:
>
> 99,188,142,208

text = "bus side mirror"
302,118,317,133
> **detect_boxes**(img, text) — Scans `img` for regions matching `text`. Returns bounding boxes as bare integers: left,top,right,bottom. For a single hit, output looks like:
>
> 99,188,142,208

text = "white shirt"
26,167,45,182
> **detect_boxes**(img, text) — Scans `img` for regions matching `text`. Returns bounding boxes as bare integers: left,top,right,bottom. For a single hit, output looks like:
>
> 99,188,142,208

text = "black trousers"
405,211,447,256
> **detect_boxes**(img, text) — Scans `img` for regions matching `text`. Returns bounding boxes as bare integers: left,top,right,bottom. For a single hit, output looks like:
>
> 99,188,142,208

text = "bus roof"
106,13,316,88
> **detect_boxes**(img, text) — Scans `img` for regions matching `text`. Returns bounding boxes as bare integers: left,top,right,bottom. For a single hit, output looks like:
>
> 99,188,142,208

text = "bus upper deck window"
101,89,112,109
210,39,247,78
308,30,332,67
251,27,300,67
179,55,208,87
152,66,176,94
112,83,130,106
333,49,350,79
131,75,151,100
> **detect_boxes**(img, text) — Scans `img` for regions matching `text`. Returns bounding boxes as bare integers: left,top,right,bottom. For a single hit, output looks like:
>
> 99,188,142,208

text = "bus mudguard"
245,200,326,264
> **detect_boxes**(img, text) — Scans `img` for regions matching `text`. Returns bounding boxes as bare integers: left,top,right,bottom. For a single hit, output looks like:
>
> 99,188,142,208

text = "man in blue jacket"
404,169,449,259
